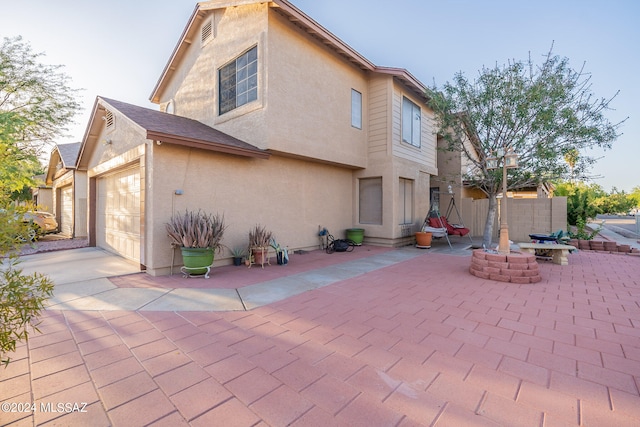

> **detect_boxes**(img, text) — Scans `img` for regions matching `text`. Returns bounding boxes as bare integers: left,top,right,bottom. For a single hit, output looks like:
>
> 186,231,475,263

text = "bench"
517,243,576,266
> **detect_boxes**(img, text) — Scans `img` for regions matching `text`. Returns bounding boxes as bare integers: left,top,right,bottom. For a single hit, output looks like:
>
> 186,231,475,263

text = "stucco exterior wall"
265,10,368,168
74,170,88,238
145,143,354,275
158,5,269,148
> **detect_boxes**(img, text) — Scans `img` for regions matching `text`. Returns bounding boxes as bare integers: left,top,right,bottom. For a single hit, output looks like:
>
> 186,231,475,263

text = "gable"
150,0,429,106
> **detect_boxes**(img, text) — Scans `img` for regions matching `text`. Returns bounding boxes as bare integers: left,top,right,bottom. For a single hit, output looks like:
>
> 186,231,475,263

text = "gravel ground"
19,235,89,255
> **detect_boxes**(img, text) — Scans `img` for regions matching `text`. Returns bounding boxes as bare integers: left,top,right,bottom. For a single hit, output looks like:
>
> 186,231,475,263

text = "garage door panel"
97,167,141,262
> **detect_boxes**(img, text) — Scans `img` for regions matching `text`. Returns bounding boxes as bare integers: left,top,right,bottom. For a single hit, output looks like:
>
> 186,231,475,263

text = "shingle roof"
100,97,269,159
57,142,81,168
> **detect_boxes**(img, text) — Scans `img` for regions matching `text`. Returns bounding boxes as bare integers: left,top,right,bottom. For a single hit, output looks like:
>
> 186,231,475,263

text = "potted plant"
231,247,246,266
248,224,272,267
270,238,289,265
166,210,226,276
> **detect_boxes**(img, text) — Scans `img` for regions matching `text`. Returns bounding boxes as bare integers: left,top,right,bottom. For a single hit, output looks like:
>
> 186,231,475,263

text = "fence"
458,196,567,243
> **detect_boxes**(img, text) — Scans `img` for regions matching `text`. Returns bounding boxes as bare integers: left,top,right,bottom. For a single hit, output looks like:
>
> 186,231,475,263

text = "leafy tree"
0,36,80,199
0,36,76,365
428,47,625,248
629,186,640,210
592,187,636,215
554,181,605,225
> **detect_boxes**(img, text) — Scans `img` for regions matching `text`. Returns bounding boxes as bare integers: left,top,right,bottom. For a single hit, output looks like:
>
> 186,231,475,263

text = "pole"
498,161,510,254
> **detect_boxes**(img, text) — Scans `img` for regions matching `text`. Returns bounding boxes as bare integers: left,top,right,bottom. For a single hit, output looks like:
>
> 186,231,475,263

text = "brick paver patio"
1,249,639,426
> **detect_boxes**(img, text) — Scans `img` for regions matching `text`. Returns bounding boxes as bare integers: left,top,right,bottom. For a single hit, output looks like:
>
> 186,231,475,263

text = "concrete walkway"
20,246,433,312
2,237,640,426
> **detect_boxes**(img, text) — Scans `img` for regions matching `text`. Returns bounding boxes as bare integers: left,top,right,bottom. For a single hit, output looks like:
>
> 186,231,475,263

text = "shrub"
0,206,54,366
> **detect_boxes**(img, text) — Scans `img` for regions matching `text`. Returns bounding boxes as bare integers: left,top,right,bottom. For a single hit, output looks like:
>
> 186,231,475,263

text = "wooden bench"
517,243,576,265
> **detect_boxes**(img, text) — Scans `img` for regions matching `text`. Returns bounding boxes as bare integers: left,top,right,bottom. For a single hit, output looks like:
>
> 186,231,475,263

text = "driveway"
19,247,140,285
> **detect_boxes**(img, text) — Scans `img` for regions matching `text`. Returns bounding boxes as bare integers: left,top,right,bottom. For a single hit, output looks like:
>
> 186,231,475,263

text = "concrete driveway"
19,247,150,311
19,247,141,285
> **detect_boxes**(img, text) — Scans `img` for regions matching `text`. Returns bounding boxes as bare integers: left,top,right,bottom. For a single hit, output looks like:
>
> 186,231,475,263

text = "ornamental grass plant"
166,210,226,253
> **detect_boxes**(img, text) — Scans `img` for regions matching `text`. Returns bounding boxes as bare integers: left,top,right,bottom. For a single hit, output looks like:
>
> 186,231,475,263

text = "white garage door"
60,186,73,236
97,167,141,262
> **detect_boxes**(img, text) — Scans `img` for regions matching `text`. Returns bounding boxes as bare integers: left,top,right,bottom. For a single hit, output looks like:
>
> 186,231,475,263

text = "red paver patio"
1,249,640,426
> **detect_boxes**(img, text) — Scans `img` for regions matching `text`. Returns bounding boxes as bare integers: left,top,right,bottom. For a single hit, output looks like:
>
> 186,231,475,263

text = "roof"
150,0,428,104
57,142,82,168
99,97,269,159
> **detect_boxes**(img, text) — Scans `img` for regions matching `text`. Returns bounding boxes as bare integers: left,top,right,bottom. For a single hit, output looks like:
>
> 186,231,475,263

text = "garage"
96,166,141,263
59,185,73,236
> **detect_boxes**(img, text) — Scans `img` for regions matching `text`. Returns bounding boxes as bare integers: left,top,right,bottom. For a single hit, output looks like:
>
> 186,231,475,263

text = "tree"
554,181,605,225
428,46,625,248
0,36,80,199
629,186,640,210
0,36,77,365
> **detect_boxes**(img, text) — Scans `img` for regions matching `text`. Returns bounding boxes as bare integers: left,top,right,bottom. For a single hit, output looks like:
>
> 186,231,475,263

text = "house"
74,0,438,275
35,142,87,237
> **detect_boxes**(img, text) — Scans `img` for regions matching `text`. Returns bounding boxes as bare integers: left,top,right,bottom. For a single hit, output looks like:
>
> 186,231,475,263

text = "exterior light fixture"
486,146,519,254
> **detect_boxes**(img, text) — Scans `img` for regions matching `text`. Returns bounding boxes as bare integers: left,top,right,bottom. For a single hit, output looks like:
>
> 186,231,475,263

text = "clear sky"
1,0,637,192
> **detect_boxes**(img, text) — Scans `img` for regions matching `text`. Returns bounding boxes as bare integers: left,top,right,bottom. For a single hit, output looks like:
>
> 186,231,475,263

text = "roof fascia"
147,130,271,159
150,4,203,103
270,0,375,72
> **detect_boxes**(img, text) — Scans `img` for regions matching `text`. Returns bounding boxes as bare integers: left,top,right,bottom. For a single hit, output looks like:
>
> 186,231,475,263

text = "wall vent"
105,109,115,130
201,18,213,45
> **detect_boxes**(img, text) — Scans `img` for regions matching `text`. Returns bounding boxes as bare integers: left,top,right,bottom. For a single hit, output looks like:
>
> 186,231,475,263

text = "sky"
1,0,637,192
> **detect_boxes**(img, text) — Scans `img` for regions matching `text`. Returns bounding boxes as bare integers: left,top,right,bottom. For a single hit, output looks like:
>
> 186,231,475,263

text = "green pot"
180,247,214,275
346,228,364,245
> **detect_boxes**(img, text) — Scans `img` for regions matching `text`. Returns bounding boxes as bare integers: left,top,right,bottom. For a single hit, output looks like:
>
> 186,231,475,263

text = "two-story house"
74,0,438,275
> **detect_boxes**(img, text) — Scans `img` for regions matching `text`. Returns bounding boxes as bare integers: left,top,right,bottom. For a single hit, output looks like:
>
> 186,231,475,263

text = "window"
402,97,421,147
219,46,258,115
359,177,383,225
351,89,362,129
398,178,414,225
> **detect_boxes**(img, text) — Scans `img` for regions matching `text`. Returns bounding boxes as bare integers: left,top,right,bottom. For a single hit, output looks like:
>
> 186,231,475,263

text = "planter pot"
415,232,432,248
181,247,214,275
346,228,364,245
276,250,288,265
252,247,269,266
233,257,243,266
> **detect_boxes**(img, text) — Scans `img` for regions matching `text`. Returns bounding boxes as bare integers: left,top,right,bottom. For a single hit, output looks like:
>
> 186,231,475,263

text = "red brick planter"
469,249,541,284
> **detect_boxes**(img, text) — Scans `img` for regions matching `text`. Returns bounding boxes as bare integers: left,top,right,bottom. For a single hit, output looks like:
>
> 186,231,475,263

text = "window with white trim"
402,96,421,147
219,46,258,115
351,89,362,129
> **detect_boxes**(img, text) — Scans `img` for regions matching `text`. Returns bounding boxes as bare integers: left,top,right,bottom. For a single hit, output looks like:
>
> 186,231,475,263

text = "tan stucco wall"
74,170,88,238
265,10,368,168
159,4,269,148
145,143,354,275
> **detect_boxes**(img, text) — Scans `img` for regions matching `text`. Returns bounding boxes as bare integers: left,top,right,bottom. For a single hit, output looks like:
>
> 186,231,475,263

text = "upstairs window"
351,89,362,129
402,97,421,147
219,46,258,115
